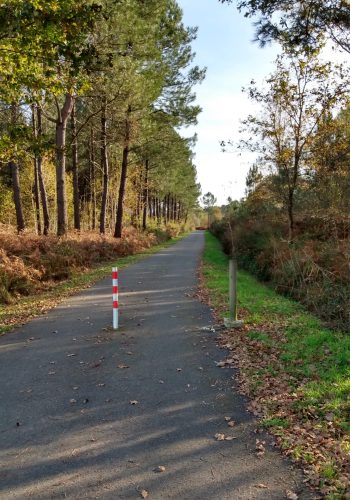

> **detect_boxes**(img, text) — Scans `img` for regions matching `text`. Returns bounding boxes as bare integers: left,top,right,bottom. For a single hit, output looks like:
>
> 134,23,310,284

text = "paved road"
0,232,311,499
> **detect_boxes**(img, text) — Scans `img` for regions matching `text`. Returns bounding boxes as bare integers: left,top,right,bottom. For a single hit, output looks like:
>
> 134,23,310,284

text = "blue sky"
177,0,279,204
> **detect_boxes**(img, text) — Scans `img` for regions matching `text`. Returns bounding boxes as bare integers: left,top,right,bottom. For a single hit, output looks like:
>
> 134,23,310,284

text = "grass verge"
202,231,350,500
0,234,186,335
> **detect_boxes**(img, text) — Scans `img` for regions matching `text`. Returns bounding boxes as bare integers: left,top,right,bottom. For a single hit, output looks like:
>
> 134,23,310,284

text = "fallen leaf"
227,421,236,427
118,364,129,369
214,433,225,441
140,490,148,499
224,436,237,441
255,483,269,489
153,465,166,473
286,491,298,500
256,439,265,457
224,416,231,422
215,361,226,368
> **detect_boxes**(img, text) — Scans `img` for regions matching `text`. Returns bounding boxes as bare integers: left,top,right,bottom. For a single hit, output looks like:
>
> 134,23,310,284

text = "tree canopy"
0,0,204,236
220,0,350,53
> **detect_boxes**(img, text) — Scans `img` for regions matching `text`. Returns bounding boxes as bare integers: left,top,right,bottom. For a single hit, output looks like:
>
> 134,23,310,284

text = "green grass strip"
203,231,350,430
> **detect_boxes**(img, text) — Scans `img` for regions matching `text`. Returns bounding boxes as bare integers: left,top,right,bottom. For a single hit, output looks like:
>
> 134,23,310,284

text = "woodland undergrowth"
0,224,184,331
202,231,350,500
211,216,350,332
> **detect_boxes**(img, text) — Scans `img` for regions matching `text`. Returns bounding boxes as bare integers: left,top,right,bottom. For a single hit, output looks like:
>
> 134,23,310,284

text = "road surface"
0,232,311,499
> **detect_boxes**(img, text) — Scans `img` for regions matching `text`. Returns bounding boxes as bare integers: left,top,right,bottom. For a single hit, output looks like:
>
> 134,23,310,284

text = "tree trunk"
169,196,173,222
151,196,155,219
89,126,96,230
114,107,131,238
162,197,166,223
71,101,80,231
166,194,170,223
173,196,177,221
36,106,50,235
157,198,161,224
142,159,149,231
33,160,41,234
114,142,129,238
99,96,109,234
287,189,294,242
9,104,25,233
31,105,41,234
56,93,74,236
10,160,25,232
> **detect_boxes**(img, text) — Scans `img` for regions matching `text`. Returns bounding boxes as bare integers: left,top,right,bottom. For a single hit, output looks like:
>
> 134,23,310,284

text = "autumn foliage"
0,225,177,304
212,214,350,331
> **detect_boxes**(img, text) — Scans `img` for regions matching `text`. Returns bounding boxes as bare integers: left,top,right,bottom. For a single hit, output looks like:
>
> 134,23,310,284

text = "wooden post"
229,258,237,321
224,257,243,328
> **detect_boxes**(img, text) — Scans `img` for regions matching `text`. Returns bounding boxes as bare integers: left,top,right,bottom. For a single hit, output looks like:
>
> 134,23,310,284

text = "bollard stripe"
112,267,119,330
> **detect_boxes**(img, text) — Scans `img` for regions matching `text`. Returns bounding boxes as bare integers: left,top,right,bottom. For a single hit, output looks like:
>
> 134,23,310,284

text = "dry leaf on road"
153,465,166,473
286,491,298,500
214,433,225,441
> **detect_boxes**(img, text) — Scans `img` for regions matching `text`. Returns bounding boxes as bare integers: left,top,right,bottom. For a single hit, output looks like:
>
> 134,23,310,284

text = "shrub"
0,225,172,304
212,215,350,331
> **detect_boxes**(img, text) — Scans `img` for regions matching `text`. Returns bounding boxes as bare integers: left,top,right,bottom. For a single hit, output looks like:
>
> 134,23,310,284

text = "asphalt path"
0,231,312,499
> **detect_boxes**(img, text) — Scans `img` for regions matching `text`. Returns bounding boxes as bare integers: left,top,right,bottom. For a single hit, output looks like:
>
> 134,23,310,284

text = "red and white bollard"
112,267,119,329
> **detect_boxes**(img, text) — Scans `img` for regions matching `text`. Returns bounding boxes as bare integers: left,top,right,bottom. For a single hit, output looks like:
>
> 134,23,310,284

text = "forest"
0,0,204,304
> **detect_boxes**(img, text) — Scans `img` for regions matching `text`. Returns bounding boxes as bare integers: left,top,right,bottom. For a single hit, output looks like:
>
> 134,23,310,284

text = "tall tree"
220,0,350,53
0,0,102,235
241,52,350,240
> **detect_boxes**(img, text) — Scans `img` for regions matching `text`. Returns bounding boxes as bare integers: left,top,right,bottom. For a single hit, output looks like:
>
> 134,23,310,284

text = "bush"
212,215,350,331
0,226,171,304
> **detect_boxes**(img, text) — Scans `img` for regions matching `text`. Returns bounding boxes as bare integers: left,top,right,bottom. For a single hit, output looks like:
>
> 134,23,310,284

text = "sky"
177,0,279,205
